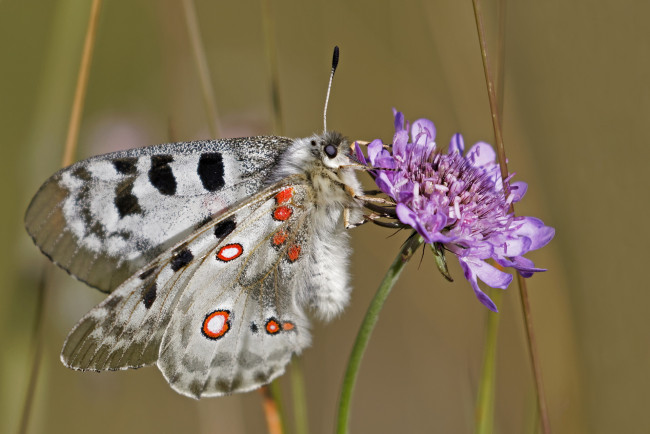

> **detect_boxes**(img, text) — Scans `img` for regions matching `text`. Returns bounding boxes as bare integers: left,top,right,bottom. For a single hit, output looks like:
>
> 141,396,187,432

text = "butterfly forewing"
25,137,293,293
62,180,314,397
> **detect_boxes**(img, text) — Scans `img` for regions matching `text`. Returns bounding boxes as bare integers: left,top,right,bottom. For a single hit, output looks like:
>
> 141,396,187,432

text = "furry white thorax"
269,132,363,321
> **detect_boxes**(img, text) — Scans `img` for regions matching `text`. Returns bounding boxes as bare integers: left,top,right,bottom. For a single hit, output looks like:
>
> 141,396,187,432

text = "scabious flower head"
356,110,555,311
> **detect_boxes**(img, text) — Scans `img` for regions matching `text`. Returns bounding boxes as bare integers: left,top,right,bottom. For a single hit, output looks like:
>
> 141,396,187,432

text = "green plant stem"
336,233,424,434
475,2,506,432
18,270,48,434
475,289,502,434
290,359,309,434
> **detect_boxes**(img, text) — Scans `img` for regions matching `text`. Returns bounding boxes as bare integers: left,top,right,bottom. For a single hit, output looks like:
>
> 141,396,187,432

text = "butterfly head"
308,130,357,170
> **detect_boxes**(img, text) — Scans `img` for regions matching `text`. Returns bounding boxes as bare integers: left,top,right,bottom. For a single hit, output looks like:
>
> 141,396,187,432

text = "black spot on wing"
198,153,225,191
104,295,124,309
250,322,258,334
72,166,92,181
142,282,157,309
113,157,138,175
149,155,176,195
114,178,142,218
170,248,194,272
214,218,236,239
139,267,156,280
89,222,106,238
115,230,131,240
254,370,271,384
195,216,213,230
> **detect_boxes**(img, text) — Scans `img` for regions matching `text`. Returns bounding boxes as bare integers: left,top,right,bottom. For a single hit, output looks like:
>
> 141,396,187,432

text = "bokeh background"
1,1,647,433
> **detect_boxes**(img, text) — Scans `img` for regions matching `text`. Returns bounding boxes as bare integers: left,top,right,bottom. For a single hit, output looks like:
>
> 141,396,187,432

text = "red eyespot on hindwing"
202,310,231,340
264,318,296,334
275,187,294,204
287,244,301,262
217,243,243,261
273,206,292,221
265,318,281,335
272,230,287,246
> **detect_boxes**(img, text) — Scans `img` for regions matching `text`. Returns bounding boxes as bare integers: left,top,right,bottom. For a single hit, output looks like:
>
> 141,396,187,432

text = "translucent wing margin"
25,137,293,293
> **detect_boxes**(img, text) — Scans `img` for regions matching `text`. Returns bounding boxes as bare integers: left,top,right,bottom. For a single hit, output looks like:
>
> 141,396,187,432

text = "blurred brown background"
1,1,647,433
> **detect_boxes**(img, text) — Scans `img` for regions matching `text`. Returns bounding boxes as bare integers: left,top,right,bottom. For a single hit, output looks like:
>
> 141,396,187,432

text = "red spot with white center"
202,310,230,340
275,187,294,204
217,243,243,261
273,206,292,221
265,318,281,334
273,230,287,246
287,244,301,262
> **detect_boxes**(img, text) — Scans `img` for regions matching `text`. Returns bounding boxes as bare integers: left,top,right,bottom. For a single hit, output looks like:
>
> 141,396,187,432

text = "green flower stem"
475,288,502,434
291,358,309,434
336,233,424,434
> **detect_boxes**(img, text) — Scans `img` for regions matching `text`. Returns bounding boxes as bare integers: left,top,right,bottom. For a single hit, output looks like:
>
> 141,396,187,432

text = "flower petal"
393,109,406,133
513,217,555,251
458,258,499,312
465,257,513,289
466,141,496,168
374,172,395,197
393,130,409,161
509,181,528,202
411,118,436,145
354,141,367,165
493,236,532,257
496,256,546,278
367,139,385,165
449,133,465,155
395,203,419,229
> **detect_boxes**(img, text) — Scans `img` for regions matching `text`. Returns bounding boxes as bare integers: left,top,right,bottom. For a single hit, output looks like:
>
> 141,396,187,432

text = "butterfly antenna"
323,46,339,132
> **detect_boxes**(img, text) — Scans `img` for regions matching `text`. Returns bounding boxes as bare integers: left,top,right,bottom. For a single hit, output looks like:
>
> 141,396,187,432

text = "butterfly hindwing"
25,137,293,293
62,180,315,397
158,182,314,397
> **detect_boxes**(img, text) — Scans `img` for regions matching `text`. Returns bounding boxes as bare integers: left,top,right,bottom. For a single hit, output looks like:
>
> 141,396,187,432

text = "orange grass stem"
62,0,103,167
259,385,284,434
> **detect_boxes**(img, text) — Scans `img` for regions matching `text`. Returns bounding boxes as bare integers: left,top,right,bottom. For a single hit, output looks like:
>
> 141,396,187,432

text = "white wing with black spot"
25,137,293,293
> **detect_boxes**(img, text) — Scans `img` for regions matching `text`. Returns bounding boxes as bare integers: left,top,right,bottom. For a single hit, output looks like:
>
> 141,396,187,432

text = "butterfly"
24,47,366,398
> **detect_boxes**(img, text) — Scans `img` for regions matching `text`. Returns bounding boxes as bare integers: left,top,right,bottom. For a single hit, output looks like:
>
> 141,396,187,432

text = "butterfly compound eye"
324,144,338,158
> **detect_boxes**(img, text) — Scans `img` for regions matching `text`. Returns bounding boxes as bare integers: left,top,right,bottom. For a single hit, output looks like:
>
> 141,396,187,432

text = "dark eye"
324,144,337,158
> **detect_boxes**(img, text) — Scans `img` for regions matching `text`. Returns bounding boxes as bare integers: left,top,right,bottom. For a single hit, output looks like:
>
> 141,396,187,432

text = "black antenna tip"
331,46,339,72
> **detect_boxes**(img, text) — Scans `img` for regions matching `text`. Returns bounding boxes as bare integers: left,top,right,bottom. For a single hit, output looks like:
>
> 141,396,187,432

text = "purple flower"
357,110,555,312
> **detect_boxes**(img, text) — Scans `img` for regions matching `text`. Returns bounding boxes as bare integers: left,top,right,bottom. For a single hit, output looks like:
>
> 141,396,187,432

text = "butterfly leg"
344,206,366,229
354,194,395,206
362,189,384,195
344,209,405,229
